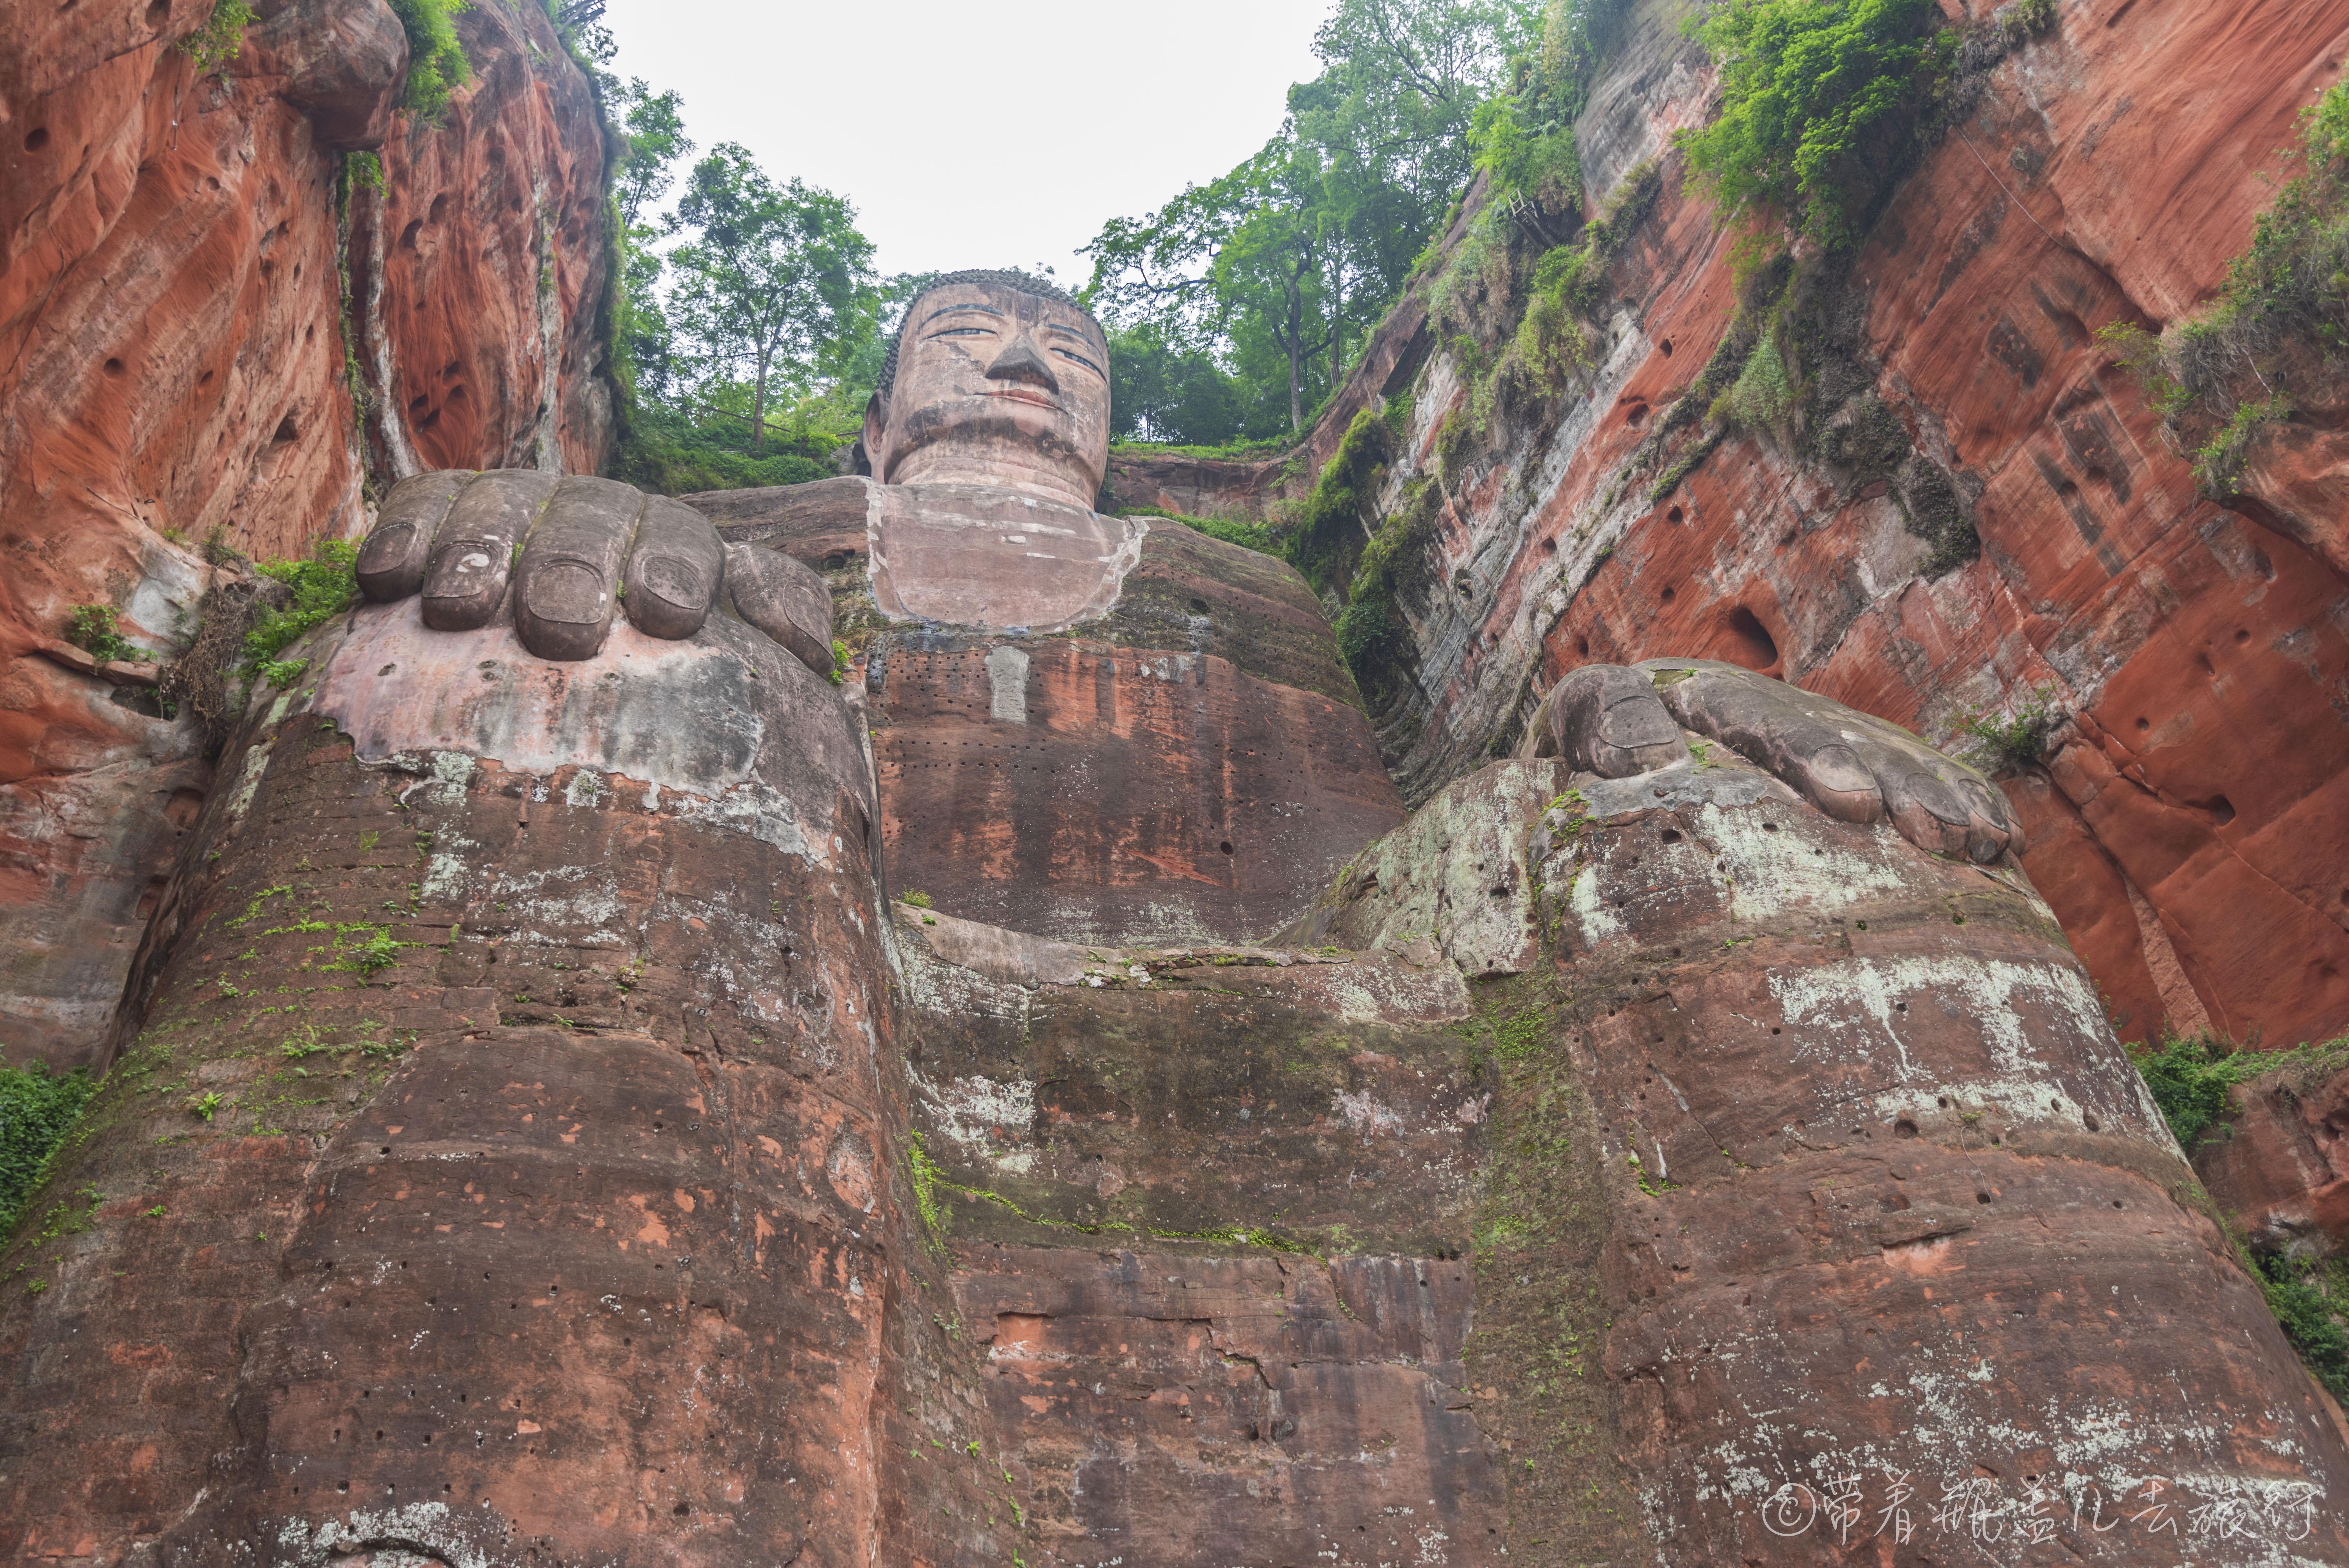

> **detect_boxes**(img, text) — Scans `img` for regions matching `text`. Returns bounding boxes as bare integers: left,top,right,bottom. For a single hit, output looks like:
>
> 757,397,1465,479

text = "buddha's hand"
1532,658,2023,863
356,469,832,672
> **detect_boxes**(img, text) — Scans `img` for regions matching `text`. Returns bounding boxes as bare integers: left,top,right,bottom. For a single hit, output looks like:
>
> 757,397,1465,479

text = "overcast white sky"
598,0,1336,291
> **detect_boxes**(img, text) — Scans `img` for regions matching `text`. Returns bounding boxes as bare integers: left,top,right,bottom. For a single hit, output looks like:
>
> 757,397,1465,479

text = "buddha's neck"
884,449,1097,512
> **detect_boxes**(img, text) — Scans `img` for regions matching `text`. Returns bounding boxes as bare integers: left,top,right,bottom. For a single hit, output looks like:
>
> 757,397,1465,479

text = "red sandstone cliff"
0,0,614,1070
1121,0,2349,1058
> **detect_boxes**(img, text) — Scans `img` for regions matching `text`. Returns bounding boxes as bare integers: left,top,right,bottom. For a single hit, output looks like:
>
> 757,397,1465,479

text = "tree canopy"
1082,0,1539,444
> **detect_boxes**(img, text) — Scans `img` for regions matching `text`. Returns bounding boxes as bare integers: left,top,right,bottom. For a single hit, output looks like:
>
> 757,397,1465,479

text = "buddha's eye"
1050,347,1103,375
927,327,993,339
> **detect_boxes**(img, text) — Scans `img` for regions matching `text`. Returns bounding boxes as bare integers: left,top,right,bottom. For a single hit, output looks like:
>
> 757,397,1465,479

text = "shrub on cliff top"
390,0,472,121
1677,0,1957,248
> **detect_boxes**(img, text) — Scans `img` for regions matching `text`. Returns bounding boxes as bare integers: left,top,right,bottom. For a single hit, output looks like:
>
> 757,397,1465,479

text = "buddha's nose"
984,334,1060,394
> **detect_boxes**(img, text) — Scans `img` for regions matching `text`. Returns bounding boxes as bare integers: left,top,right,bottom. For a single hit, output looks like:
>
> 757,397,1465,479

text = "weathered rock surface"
0,0,614,1070
0,594,1025,1566
2199,1055,2349,1254
1125,0,2349,1054
692,479,1403,943
6,467,2343,1563
894,745,2349,1564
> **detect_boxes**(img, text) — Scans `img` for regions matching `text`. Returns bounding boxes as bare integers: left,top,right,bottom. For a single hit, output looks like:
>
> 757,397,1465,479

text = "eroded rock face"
1125,0,2349,1053
895,745,2349,1564
695,478,1404,945
0,595,1024,1566
0,0,613,1070
2199,1058,2349,1253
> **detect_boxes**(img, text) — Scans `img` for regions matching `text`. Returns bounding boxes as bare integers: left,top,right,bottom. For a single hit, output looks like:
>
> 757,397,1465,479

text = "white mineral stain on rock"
1568,864,1624,947
1333,1088,1405,1138
1701,801,1907,918
915,1067,1037,1154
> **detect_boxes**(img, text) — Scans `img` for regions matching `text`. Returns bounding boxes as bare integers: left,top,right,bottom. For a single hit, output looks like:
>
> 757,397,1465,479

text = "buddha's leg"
1495,674,2349,1561
0,475,1019,1567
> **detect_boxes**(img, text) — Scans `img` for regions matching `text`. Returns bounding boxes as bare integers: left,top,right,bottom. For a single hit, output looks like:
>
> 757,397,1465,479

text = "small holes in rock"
2084,1113,2102,1132
1762,821,1778,833
2135,716,2149,731
1977,1191,1993,1204
24,128,50,153
1894,1118,1918,1138
1661,829,1682,843
1576,636,1591,657
1660,586,1676,603
1666,506,1684,525
103,357,124,377
1770,1027,1781,1035
2235,627,2251,643
1219,841,1233,855
2111,1199,2123,1209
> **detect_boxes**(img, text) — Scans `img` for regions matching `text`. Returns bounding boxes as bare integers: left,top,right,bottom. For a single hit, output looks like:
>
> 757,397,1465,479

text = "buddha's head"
863,271,1111,510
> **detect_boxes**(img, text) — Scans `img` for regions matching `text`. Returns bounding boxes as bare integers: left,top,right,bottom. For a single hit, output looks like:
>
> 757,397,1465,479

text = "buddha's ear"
859,392,886,481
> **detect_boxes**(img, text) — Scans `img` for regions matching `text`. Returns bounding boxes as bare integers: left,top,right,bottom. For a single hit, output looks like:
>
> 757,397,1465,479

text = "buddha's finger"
1544,663,1690,777
421,469,559,632
622,497,726,640
725,542,837,678
357,470,471,602
513,476,643,661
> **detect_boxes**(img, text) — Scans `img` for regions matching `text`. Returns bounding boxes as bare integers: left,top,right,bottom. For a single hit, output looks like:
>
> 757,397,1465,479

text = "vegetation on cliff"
2098,81,2349,496
1677,0,1957,247
389,0,473,120
598,81,902,493
0,1064,95,1242
2133,1029,2349,1396
177,0,257,73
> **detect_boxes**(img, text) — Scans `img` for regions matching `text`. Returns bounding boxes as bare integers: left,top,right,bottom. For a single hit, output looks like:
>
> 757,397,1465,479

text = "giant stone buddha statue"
3,271,2344,1568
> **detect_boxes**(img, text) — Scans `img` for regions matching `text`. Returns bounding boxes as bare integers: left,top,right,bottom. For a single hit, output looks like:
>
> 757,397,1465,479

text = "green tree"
667,145,876,453
1084,0,1536,440
610,79,692,227
1106,324,1248,445
388,0,472,121
603,79,695,405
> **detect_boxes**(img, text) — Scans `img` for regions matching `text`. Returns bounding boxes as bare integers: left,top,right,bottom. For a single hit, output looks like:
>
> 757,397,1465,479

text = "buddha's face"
866,281,1111,508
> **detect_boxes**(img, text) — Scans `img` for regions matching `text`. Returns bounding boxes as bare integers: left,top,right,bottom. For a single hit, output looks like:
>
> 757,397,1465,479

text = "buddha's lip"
981,388,1060,409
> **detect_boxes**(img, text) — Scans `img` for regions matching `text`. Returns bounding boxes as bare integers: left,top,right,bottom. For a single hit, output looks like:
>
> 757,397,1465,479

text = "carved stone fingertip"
421,469,559,631
623,499,724,640
360,470,469,601
1797,745,1884,824
1549,664,1689,778
725,542,835,678
514,476,642,661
